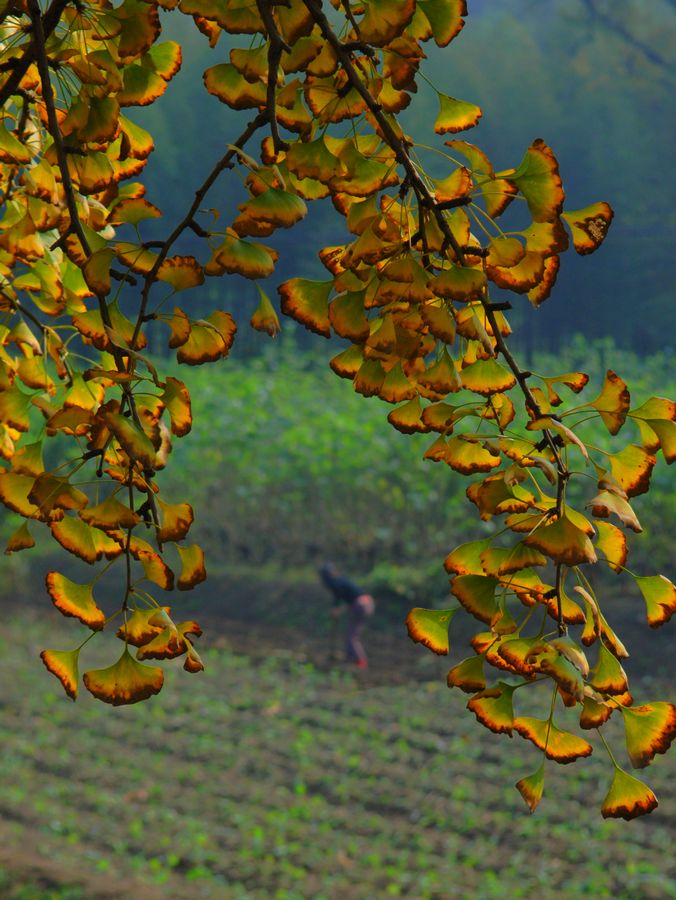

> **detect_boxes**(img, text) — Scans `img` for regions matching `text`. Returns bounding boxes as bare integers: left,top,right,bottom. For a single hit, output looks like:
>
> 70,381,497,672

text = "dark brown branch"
0,0,70,108
256,0,291,154
131,111,268,350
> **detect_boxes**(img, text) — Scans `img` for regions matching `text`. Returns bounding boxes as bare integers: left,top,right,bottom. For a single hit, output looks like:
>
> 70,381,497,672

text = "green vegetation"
0,614,673,899
154,337,675,580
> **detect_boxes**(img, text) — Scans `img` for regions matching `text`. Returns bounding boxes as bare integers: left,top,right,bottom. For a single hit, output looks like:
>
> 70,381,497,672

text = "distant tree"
0,0,673,818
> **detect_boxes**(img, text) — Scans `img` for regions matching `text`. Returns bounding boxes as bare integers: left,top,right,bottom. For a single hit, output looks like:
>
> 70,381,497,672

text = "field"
1,604,674,900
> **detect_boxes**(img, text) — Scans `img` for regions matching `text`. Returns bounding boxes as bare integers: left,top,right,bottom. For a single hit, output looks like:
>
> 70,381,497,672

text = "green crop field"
1,610,673,900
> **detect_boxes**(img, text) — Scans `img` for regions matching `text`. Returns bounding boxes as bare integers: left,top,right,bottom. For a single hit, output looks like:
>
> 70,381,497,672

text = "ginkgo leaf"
607,445,656,498
589,644,628,695
117,606,169,646
562,202,614,255
524,514,597,566
203,63,267,108
594,521,628,573
157,499,193,543
515,761,545,813
208,234,277,279
588,491,641,533
5,521,36,553
161,377,192,437
451,574,500,625
250,286,282,337
28,474,89,514
434,94,482,134
80,495,140,531
285,137,347,183
386,396,430,434
460,359,516,396
432,265,486,301
444,538,492,576
40,648,80,701
102,411,157,470
357,0,416,46
405,607,457,655
46,572,105,631
176,310,237,366
176,543,207,590
621,703,676,769
513,717,593,763
329,292,370,342
278,278,332,337
446,654,486,693
634,574,676,628
444,436,502,474
83,648,164,706
50,517,123,564
158,256,204,291
506,139,564,223
330,344,364,380
467,683,516,735
601,768,658,820
588,370,630,435
183,642,205,673
579,694,613,730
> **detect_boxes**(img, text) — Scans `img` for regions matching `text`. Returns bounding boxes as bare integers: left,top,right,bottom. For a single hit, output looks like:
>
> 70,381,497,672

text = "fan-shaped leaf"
405,607,457,655
621,703,676,769
634,574,676,628
434,94,482,134
467,683,516,735
516,761,545,813
83,648,164,706
446,654,486,693
513,717,593,763
562,202,614,255
177,543,207,590
601,768,658,820
46,573,105,631
40,648,80,701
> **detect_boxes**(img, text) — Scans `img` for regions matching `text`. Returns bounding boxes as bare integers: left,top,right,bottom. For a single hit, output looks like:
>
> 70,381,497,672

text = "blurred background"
1,1,674,896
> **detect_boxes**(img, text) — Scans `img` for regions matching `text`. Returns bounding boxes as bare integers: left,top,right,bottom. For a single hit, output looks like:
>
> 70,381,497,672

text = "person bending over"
319,563,375,668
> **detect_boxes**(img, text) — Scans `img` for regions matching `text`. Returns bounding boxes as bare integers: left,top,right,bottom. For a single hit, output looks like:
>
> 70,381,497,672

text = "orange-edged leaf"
524,514,597,566
588,491,642,533
157,498,193,543
387,396,430,434
357,0,416,46
203,63,267,108
432,264,486,301
183,641,205,673
594,521,628,574
480,543,548,577
562,202,614,255
486,237,525,268
580,694,613,730
5,521,36,553
451,574,499,625
0,385,32,432
601,768,658,820
116,606,169,646
589,643,628,695
444,538,491,576
588,370,630,435
378,362,417,404
250,286,281,337
285,137,347,183
161,376,192,437
513,717,593,763
208,234,277,279
103,411,157,470
434,93,482,134
634,574,676,628
329,291,370,342
621,703,676,769
460,358,516,396
515,761,545,813
83,647,163,706
533,651,584,701
354,358,386,398
278,278,332,337
508,139,564,223
176,543,207,590
158,256,204,291
446,654,486,693
420,302,456,344
50,517,123,563
330,344,364,380
432,166,472,203
418,0,467,46
45,572,105,630
80,495,140,532
176,310,237,365
28,474,89,514
40,648,80,701
467,683,516,735
608,445,656,498
83,248,114,295
417,351,462,395
167,306,191,348
444,436,502,474
405,607,457,655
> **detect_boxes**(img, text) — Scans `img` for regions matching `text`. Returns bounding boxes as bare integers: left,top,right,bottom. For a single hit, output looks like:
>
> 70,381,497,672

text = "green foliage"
0,0,673,817
0,614,674,897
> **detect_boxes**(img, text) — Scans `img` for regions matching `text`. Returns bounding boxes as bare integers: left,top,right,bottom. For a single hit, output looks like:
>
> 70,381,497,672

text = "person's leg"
346,603,367,666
